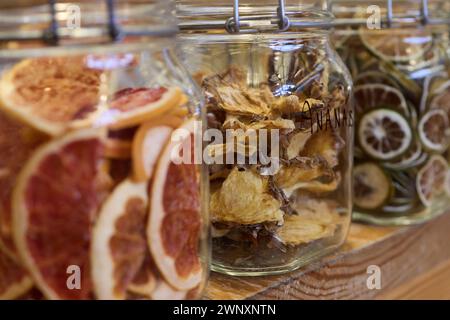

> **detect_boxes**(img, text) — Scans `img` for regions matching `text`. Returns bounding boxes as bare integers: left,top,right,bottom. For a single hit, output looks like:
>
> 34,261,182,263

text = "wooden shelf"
205,212,450,300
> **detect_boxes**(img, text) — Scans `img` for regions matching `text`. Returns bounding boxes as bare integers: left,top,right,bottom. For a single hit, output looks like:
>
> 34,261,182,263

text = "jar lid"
331,0,450,28
177,0,335,33
0,0,178,49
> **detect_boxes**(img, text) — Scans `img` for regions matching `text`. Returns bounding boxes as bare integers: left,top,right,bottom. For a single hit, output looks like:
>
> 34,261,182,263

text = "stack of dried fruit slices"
337,28,450,215
0,55,203,300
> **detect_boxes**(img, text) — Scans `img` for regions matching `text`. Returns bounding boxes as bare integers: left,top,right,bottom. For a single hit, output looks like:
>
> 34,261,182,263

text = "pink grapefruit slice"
12,129,108,299
148,119,203,291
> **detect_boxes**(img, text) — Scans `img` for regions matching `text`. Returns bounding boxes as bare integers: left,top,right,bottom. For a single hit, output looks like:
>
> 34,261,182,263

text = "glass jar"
0,0,208,300
332,0,450,225
177,0,353,276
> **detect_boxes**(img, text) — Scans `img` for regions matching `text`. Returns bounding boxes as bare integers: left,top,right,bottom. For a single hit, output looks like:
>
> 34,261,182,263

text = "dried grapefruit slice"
132,116,183,182
105,87,183,129
91,179,148,300
148,119,203,291
105,138,132,159
127,253,193,300
416,155,448,207
0,111,47,258
0,247,33,299
12,129,108,299
127,253,156,297
0,57,102,136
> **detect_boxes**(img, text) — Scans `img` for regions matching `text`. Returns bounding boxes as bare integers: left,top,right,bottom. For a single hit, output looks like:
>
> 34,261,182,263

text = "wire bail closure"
366,0,448,28
43,0,121,45
225,0,290,34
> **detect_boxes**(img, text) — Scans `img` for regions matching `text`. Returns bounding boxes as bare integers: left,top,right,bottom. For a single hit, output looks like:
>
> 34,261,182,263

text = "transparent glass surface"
332,1,450,225
179,2,353,276
0,1,209,300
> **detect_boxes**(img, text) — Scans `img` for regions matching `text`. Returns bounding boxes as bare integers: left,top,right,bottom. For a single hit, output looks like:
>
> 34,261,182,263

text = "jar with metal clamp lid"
0,0,209,300
332,0,450,225
177,0,353,276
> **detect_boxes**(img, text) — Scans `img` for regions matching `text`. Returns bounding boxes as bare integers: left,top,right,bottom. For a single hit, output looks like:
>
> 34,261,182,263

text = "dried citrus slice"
354,71,399,88
354,84,409,116
127,252,192,300
445,169,450,197
91,179,148,300
12,129,108,299
0,57,102,136
360,29,432,63
418,109,449,152
0,247,33,299
105,87,183,129
353,163,392,210
127,254,156,297
105,138,132,159
0,111,47,258
358,108,412,161
132,116,183,182
383,140,426,170
148,119,203,291
416,155,448,207
430,81,450,122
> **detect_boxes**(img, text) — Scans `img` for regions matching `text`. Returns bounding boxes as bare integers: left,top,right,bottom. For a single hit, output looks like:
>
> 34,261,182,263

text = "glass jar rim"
177,1,335,34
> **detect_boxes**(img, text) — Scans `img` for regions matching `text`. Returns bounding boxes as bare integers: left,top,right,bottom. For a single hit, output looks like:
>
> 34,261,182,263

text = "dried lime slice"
445,169,450,197
416,155,448,207
353,163,392,210
360,29,432,63
429,80,450,122
354,71,400,88
354,84,409,117
358,108,412,160
383,139,425,170
419,71,449,114
418,109,449,152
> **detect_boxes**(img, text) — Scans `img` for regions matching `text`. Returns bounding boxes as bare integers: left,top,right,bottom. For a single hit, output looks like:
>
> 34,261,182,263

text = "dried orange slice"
132,116,183,182
0,57,102,136
148,119,203,291
0,247,33,299
106,87,183,129
91,179,148,300
0,111,47,258
12,129,108,299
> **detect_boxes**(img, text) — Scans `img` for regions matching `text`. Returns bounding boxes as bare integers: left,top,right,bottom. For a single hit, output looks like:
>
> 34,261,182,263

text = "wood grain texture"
205,213,450,300
379,259,450,300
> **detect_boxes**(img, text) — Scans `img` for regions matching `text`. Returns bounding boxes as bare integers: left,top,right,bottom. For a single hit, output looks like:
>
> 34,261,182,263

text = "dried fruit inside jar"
336,27,450,218
194,42,352,273
0,54,205,300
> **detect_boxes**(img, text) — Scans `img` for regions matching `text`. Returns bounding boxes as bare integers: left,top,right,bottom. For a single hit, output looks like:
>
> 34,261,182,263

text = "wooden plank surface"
205,212,450,300
379,259,450,300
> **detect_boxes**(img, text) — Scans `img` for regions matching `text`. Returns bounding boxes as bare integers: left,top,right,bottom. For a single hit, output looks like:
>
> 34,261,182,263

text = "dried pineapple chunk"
274,157,332,189
210,167,284,225
301,129,344,168
275,201,340,245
